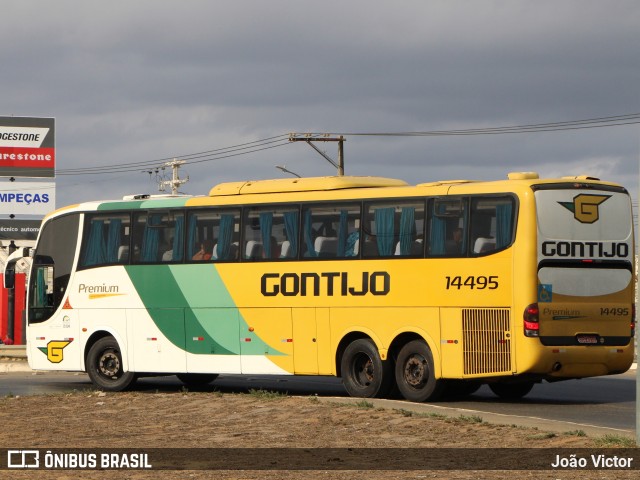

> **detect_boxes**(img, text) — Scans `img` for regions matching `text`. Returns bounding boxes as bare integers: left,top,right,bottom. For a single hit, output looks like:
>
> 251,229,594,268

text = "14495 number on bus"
445,275,499,290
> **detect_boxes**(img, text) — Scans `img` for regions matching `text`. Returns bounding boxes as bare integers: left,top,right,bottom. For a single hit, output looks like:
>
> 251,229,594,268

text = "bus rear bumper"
525,345,634,379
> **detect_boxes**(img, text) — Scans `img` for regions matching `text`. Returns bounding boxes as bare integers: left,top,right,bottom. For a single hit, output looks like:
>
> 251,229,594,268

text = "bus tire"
395,340,444,402
489,381,534,400
341,338,393,398
86,337,136,392
176,373,219,387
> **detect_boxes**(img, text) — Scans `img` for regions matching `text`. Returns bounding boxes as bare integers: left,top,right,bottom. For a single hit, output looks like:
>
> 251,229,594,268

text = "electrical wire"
56,134,291,175
313,113,640,137
55,113,640,177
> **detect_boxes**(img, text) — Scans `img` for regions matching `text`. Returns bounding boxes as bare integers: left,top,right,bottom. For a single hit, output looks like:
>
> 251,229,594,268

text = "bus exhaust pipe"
552,362,562,372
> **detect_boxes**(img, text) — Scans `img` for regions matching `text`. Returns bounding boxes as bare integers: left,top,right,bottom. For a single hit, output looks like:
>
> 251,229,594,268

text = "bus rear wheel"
176,373,219,387
489,381,534,400
86,337,136,392
395,340,444,402
341,338,393,398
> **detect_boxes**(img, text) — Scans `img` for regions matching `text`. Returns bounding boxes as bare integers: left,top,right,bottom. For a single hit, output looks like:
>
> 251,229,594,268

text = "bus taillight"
524,303,540,337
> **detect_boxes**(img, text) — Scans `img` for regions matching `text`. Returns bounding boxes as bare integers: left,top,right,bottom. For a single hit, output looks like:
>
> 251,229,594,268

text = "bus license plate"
576,334,598,344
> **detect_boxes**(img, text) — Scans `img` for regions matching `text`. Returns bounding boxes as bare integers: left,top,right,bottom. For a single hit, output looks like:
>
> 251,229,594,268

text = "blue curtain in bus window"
430,204,446,255
259,212,273,259
283,211,298,258
303,210,317,257
375,207,395,256
399,207,416,255
217,213,235,260
172,215,184,261
345,231,359,257
496,203,513,249
337,210,349,257
461,204,469,253
141,214,162,262
187,214,197,259
83,220,106,266
36,267,47,307
105,219,122,263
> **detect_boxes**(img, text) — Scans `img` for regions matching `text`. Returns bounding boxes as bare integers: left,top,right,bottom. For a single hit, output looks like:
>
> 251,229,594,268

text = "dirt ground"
0,382,638,480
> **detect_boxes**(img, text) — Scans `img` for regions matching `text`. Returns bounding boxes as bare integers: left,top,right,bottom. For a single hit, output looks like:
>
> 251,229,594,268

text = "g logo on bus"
38,339,73,363
559,194,610,224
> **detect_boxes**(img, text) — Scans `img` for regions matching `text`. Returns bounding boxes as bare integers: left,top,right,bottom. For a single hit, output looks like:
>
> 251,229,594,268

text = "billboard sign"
0,219,40,241
0,116,55,178
0,182,55,216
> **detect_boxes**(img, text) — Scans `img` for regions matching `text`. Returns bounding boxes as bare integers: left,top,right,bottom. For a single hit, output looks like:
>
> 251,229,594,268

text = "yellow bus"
4,171,635,401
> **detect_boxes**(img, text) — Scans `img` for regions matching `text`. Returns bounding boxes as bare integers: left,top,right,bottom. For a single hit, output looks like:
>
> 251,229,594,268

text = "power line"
56,134,290,175
54,113,640,177
316,113,640,137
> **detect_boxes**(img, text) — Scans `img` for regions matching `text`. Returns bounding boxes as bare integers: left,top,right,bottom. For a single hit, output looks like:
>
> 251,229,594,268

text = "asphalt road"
0,369,635,436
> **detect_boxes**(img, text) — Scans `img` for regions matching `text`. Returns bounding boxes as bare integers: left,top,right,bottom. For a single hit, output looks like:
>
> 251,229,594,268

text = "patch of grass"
565,430,587,437
426,412,447,420
308,395,319,403
248,389,286,400
450,415,484,424
354,400,374,409
394,409,450,420
527,432,557,440
593,434,636,448
396,408,414,417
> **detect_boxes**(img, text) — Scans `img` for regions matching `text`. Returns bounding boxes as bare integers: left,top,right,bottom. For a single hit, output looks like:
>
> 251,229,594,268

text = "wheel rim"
403,353,428,388
352,352,374,387
98,349,121,379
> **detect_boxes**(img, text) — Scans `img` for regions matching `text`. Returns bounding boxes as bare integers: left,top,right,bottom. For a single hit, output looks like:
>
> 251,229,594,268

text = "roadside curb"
317,396,636,439
0,361,32,373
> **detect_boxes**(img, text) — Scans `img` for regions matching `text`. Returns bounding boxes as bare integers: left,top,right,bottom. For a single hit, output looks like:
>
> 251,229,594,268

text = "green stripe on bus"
97,198,190,211
124,264,282,356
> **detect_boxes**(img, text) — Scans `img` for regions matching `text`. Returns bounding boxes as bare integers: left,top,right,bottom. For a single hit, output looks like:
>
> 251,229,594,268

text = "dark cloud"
1,0,638,206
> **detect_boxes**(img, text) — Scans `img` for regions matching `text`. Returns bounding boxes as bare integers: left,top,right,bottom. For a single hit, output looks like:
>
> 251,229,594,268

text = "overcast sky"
2,0,639,209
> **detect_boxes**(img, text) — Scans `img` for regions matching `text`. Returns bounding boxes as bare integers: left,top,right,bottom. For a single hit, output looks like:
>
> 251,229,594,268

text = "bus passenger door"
185,308,241,374
292,308,317,374
240,307,293,374
292,308,331,375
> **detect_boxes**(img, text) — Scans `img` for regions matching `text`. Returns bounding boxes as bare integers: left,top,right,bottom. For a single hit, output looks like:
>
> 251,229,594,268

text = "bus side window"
79,213,131,268
131,212,181,264
244,207,299,261
470,196,515,255
364,201,425,258
187,209,240,262
427,198,468,257
302,204,361,259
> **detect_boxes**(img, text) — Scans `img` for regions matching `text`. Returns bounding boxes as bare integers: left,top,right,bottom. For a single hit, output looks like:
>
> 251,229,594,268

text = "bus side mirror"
3,247,31,289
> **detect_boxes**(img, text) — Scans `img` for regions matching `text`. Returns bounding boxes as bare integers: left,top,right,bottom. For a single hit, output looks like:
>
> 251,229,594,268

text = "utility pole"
289,134,345,176
158,159,189,195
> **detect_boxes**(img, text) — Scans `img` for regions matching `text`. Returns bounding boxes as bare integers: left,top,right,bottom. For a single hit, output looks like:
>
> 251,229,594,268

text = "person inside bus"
445,227,464,254
192,239,214,261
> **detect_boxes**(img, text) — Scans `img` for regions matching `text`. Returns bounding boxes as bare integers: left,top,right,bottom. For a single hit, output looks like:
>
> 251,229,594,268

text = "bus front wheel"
86,337,136,392
341,339,393,398
395,340,444,402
